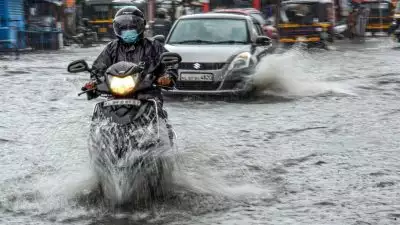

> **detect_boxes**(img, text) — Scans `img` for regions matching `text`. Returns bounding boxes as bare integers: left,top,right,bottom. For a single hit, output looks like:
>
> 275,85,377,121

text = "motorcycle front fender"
92,99,164,125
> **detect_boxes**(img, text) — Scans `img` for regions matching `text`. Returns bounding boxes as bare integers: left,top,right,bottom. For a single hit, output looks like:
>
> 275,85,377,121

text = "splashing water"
248,48,357,98
88,112,178,207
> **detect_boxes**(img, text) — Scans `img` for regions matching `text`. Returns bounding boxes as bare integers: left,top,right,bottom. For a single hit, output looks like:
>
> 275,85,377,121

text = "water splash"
88,111,178,206
248,48,357,98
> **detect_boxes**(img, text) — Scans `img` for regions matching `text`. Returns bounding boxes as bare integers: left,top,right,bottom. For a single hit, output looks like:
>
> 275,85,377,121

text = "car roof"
179,12,251,20
281,0,332,4
212,8,262,15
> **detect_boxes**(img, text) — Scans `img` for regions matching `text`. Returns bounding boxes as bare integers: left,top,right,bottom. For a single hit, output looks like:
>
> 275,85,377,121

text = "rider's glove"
157,74,174,87
81,81,95,91
81,81,98,100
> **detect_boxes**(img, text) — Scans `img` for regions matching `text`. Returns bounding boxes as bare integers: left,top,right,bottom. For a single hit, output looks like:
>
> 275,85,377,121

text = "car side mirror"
67,60,89,73
255,36,271,46
160,52,182,66
153,34,165,44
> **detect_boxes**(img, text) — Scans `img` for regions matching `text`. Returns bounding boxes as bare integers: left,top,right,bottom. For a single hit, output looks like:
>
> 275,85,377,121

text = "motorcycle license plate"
103,99,141,107
180,73,213,81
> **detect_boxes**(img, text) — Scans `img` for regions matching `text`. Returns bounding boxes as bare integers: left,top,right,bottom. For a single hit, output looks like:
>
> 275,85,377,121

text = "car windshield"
280,3,331,24
168,18,249,44
363,2,391,17
90,5,110,20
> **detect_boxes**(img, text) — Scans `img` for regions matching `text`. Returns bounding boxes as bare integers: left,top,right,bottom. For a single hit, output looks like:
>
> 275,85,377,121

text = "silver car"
160,13,272,96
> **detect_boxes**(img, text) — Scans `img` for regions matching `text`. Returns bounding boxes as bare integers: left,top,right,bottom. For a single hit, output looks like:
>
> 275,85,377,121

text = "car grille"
175,80,242,91
176,82,220,90
179,62,226,70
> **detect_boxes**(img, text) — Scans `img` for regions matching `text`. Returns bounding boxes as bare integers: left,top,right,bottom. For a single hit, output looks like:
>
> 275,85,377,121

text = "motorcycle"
67,52,182,205
333,24,348,40
72,26,98,47
64,19,98,47
389,20,400,42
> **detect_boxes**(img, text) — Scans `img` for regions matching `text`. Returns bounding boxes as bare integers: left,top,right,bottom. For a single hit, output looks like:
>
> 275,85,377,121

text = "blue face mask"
121,29,139,44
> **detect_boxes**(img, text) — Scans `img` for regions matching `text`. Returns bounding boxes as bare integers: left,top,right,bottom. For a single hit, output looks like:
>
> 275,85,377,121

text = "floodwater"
1,39,400,225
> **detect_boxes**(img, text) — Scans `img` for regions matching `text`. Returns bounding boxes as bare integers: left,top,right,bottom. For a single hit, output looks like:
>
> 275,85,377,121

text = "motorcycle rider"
83,6,178,102
151,8,172,38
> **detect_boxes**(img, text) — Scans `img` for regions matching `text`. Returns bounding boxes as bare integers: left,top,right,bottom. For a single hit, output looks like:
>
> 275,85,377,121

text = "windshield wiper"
169,39,215,44
213,40,248,44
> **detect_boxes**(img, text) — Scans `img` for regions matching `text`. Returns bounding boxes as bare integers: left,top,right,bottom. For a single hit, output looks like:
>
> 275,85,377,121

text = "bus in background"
82,0,147,39
200,0,263,12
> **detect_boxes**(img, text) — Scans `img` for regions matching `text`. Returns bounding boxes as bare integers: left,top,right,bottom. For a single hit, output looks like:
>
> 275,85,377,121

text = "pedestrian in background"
151,8,172,37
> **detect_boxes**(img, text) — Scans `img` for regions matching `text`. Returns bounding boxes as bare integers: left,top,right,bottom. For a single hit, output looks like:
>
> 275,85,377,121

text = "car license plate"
297,36,307,42
104,99,141,107
180,73,213,81
98,27,107,33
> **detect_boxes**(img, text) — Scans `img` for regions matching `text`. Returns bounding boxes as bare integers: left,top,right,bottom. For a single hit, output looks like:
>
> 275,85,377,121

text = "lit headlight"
228,52,251,70
108,75,136,96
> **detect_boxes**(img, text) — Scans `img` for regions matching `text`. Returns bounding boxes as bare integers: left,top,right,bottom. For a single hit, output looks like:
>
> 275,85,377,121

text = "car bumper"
279,36,321,43
366,24,391,31
163,68,254,96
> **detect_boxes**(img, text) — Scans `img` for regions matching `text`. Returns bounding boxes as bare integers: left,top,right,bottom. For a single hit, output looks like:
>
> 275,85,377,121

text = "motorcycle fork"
148,99,176,147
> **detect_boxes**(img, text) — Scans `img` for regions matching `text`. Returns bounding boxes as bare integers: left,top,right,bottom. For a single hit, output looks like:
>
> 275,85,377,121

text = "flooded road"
1,39,400,225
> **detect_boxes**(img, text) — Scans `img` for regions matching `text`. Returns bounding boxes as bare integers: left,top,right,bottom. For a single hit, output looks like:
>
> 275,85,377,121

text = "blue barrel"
0,0,25,49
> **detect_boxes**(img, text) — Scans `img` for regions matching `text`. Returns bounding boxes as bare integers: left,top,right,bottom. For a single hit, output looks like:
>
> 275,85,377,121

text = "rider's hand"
157,74,173,87
81,81,98,100
81,81,96,91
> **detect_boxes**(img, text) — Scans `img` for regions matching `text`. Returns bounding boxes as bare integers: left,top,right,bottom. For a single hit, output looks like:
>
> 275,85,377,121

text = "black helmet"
156,8,167,19
82,18,90,26
113,6,146,39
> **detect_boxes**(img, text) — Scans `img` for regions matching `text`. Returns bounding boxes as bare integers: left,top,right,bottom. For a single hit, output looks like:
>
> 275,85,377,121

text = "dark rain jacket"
91,36,178,101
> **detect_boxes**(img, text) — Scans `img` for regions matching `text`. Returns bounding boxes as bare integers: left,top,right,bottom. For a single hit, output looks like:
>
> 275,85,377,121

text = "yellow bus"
82,0,147,39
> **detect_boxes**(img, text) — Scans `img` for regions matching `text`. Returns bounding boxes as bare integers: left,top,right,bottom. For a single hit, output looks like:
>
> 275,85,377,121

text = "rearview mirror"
160,52,182,66
67,60,89,73
153,34,165,44
255,36,271,46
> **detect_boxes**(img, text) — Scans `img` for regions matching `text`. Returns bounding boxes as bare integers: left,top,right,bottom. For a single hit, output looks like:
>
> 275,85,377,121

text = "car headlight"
228,52,251,71
108,75,136,96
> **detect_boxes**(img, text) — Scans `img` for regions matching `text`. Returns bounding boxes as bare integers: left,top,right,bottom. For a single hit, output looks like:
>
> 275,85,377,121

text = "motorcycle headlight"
108,75,137,96
228,52,251,71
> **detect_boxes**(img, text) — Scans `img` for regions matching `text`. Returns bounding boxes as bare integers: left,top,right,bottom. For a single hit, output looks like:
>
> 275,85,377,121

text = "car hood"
164,44,251,62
